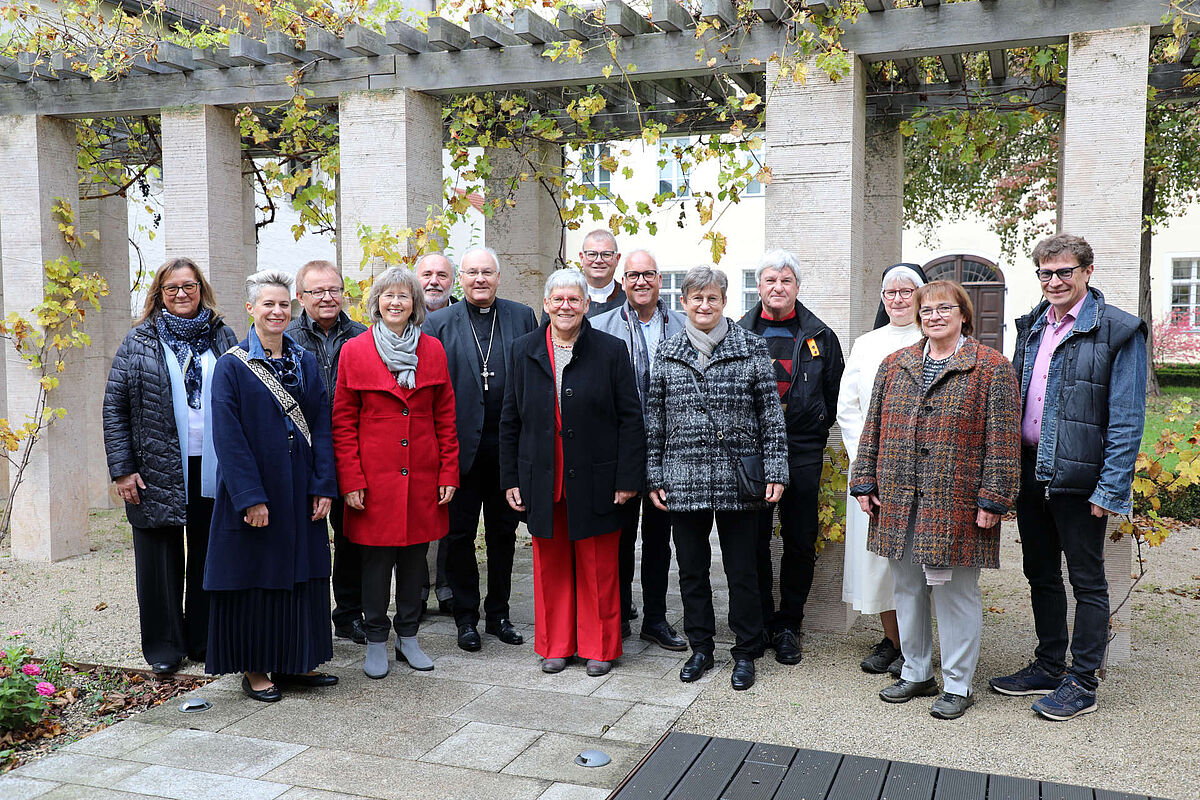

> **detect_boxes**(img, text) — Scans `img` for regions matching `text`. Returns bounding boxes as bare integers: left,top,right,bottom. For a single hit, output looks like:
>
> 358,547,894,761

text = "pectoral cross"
482,367,496,391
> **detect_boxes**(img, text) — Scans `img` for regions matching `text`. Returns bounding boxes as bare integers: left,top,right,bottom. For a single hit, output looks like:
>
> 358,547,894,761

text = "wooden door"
923,255,1006,351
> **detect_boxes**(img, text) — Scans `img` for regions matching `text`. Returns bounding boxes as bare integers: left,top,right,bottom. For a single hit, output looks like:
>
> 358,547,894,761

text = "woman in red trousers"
332,266,459,679
500,268,645,677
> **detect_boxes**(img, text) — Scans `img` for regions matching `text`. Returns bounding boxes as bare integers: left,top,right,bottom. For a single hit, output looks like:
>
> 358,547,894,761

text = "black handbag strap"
688,371,739,465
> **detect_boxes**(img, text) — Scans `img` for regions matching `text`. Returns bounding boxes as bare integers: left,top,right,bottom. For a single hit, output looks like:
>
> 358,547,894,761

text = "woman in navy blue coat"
205,270,339,702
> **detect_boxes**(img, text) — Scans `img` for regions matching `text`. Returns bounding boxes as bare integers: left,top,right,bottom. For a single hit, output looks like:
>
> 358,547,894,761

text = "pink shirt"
1021,295,1087,445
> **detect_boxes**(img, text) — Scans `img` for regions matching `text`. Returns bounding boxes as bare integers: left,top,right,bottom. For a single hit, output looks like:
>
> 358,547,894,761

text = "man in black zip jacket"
738,249,844,664
286,259,368,644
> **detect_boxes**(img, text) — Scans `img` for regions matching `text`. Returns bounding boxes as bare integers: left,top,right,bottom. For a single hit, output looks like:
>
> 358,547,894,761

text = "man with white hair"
424,247,539,652
417,252,457,313
737,249,844,665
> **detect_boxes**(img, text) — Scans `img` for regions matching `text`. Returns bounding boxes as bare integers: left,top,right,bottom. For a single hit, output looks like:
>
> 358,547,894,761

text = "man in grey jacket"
592,249,687,651
286,259,368,644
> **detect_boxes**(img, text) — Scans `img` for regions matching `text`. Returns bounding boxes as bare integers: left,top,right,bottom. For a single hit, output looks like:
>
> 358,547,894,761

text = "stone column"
1057,25,1150,667
243,159,258,277
79,189,130,509
764,55,868,633
338,89,442,282
863,119,904,335
0,115,88,561
160,105,248,329
485,142,564,311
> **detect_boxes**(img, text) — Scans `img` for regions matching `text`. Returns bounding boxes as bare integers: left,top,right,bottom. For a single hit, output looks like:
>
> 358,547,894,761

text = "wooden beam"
751,0,788,24
868,78,1066,116
988,49,1007,81
862,0,887,11
266,31,315,63
344,24,390,57
228,33,270,66
428,17,473,51
644,77,691,102
606,1,654,36
191,47,236,69
939,52,964,83
652,0,696,32
154,42,195,72
807,0,840,13
894,58,920,87
701,0,737,28
17,53,59,81
724,71,756,93
50,52,94,78
129,53,173,74
920,0,939,6
385,20,432,54
513,9,567,44
306,26,355,60
1182,33,1199,65
469,14,524,47
557,9,603,41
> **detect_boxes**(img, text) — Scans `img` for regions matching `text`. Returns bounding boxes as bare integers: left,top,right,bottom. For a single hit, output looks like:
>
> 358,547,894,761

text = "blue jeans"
1016,450,1109,691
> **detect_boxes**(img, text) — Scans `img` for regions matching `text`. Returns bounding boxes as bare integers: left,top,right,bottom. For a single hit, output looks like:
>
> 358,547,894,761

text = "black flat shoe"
484,618,524,646
679,652,714,683
334,619,367,645
731,659,756,691
150,660,182,675
272,672,338,688
457,624,482,652
640,621,688,652
242,675,282,703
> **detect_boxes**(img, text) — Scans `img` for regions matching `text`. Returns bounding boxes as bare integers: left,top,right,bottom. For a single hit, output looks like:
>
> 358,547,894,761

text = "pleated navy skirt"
205,577,333,675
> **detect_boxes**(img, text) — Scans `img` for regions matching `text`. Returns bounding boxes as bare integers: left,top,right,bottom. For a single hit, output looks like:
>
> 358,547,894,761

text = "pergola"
0,0,1188,658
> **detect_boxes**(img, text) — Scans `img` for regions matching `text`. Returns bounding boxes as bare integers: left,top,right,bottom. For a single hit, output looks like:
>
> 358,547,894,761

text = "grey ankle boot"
364,641,389,679
397,636,434,671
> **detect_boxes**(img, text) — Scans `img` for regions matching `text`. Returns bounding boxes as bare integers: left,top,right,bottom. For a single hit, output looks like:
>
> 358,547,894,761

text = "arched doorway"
923,255,1006,352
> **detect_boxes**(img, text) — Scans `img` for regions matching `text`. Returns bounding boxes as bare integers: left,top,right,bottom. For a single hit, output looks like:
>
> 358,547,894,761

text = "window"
660,270,688,312
1172,257,1200,329
658,137,691,198
580,143,611,195
740,151,764,197
743,269,759,312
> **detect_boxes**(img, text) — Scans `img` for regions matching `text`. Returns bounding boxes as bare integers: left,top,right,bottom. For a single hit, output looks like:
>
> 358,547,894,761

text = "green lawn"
1142,385,1198,471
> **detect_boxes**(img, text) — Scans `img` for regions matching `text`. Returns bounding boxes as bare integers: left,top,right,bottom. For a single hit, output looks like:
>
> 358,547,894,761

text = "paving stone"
220,697,463,761
332,671,489,716
425,654,612,697
130,689,267,732
111,764,290,800
535,783,610,800
420,723,543,771
261,746,548,800
0,775,59,800
453,687,631,738
601,703,682,745
610,651,685,679
590,674,706,708
12,753,145,788
60,722,170,758
39,787,170,800
501,733,647,789
122,729,307,779
276,789,363,800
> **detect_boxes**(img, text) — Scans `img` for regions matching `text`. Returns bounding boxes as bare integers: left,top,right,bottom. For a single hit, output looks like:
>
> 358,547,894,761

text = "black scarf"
156,309,215,409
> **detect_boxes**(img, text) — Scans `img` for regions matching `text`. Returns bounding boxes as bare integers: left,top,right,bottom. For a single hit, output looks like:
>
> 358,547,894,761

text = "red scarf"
546,327,565,502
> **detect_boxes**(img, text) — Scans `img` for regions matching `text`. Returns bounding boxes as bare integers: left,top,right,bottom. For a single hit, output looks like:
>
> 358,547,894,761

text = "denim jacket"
1013,288,1146,514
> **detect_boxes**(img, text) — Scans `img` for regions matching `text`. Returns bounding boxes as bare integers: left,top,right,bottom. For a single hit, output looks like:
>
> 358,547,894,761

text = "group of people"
103,229,1145,721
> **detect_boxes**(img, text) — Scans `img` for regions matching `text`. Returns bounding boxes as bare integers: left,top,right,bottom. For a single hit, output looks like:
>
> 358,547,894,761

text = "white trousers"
890,533,982,697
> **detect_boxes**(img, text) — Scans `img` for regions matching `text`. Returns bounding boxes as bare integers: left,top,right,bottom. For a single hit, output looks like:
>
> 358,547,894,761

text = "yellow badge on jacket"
806,338,820,358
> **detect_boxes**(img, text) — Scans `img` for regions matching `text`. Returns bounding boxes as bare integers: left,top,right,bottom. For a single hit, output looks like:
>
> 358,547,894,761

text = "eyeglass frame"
1034,265,1086,283
582,250,619,261
881,287,916,301
162,281,201,297
301,287,344,299
918,304,960,319
623,270,659,284
547,295,586,309
461,269,499,279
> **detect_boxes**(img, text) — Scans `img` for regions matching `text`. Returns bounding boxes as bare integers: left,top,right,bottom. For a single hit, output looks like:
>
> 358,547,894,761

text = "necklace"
469,307,499,391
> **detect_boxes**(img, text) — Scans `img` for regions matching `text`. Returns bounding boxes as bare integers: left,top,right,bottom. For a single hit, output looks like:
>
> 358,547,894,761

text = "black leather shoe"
879,678,940,704
485,619,524,645
679,652,714,683
334,618,367,645
640,621,687,651
272,672,339,688
731,659,756,691
773,630,802,665
150,660,181,675
457,624,482,652
242,675,282,703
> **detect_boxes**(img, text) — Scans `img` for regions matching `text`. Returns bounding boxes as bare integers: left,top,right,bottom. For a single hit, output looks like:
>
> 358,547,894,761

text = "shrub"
1157,363,1200,388
1152,311,1200,368
1124,395,1200,542
0,632,55,732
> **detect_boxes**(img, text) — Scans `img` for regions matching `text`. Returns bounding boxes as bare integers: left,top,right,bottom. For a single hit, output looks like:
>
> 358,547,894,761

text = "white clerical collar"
588,280,615,303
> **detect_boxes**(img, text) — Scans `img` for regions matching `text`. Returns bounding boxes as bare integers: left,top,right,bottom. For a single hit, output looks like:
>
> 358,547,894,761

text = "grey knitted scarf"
685,316,729,370
372,322,421,388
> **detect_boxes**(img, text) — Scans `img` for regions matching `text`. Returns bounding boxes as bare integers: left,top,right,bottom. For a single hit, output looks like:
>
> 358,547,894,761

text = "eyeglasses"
162,281,200,297
548,295,584,309
380,293,412,303
462,269,498,280
624,270,658,284
1035,265,1084,283
582,250,618,261
302,287,344,299
918,304,959,319
881,287,915,300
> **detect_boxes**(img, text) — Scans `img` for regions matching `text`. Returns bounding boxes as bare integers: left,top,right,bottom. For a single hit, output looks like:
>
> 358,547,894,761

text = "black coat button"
402,408,409,416
564,388,574,397
924,404,933,412
401,468,408,476
917,489,924,497
566,429,574,438
921,447,929,455
401,439,409,447
568,469,576,478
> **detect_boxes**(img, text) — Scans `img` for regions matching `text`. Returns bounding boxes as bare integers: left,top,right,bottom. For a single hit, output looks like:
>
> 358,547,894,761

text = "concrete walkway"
0,538,728,800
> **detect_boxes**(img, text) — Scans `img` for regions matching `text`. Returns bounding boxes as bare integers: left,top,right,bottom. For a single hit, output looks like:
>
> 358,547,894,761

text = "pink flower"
21,663,41,676
0,650,6,659
35,682,55,696
8,630,23,636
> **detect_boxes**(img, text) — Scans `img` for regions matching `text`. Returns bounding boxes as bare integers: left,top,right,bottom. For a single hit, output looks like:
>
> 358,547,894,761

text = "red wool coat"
332,328,460,547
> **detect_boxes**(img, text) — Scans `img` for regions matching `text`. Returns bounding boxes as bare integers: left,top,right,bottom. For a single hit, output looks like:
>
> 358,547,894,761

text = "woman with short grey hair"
366,266,428,328
645,264,788,691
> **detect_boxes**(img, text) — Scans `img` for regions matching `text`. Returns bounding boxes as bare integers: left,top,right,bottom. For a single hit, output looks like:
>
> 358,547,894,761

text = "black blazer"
500,319,645,541
424,297,538,474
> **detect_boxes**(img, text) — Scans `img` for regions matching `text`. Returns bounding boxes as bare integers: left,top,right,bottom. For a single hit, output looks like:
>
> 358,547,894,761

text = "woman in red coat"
332,266,459,679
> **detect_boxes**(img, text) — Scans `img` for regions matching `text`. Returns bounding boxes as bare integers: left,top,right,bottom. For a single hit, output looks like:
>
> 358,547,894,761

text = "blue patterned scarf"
156,309,215,409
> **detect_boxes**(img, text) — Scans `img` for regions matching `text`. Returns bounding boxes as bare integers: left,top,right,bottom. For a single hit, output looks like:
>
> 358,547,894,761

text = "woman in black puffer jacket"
103,258,238,674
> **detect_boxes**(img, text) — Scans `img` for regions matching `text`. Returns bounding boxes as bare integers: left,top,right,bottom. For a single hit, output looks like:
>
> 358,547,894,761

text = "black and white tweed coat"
645,322,789,512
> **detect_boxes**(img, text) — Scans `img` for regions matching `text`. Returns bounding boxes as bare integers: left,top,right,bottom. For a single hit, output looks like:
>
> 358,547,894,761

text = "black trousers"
361,541,430,641
421,539,452,603
329,501,364,627
672,509,764,661
445,444,519,627
1016,450,1110,691
619,495,672,626
130,457,211,665
756,464,821,635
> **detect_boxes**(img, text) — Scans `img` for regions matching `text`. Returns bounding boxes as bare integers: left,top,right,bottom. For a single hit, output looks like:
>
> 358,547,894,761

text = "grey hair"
294,259,339,294
680,265,728,301
366,266,427,327
543,268,589,300
460,246,501,273
755,249,801,284
246,269,295,304
882,266,925,291
582,228,618,251
414,251,456,278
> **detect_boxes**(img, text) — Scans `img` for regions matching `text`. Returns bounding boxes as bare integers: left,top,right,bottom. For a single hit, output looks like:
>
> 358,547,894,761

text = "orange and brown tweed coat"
849,337,1021,569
